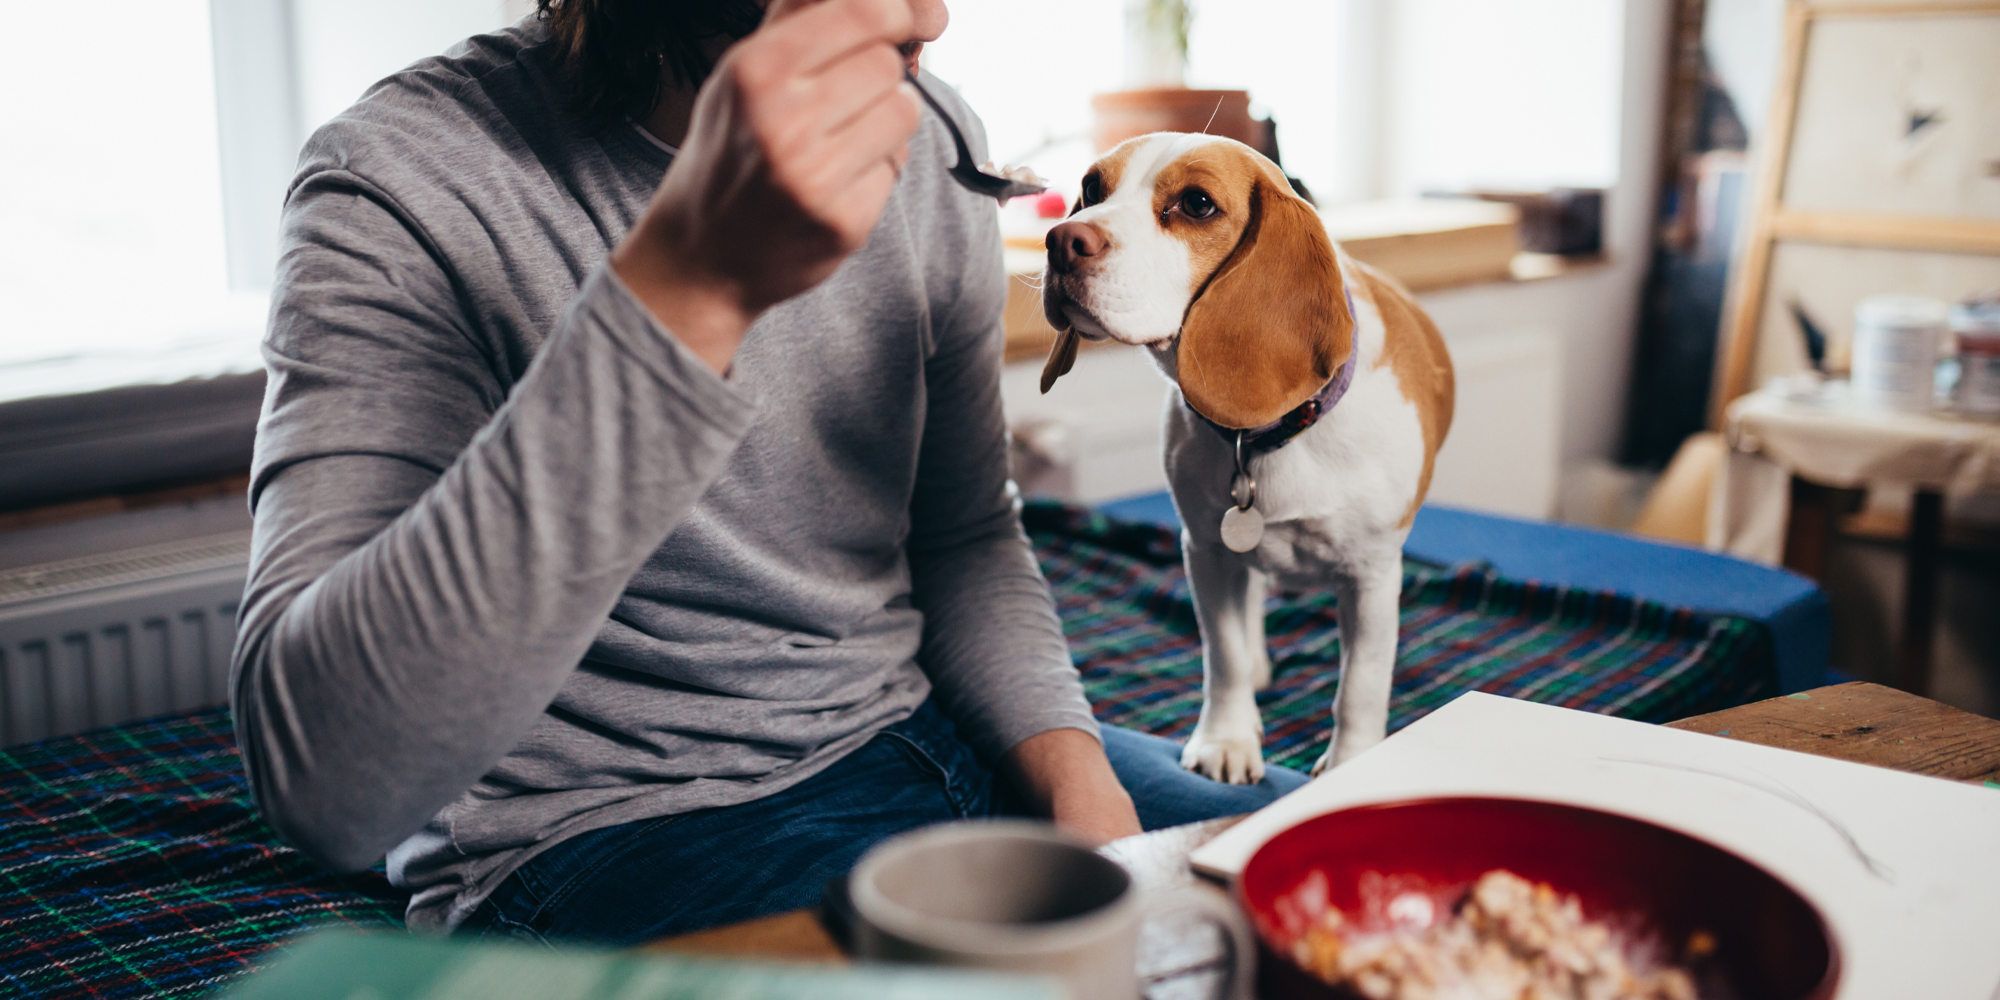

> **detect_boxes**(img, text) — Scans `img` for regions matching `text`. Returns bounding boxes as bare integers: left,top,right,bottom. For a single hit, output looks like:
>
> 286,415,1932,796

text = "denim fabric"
461,702,1307,945
1101,725,1310,830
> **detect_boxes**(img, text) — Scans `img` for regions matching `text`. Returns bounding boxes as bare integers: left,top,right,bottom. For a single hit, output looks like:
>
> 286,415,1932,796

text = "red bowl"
1236,797,1839,1000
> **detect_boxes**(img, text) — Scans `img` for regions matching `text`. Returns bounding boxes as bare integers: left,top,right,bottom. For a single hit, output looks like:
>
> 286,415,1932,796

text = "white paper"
1190,692,2000,1000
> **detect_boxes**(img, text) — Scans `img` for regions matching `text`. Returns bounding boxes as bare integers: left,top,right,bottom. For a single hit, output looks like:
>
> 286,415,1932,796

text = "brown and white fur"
1040,133,1453,782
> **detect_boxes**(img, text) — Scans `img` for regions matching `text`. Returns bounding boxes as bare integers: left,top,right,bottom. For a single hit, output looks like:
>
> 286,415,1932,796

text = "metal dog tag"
1221,447,1264,552
1220,505,1264,552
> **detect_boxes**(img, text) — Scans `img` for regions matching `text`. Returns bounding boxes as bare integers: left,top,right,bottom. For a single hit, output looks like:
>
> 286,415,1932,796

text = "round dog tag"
1220,505,1264,553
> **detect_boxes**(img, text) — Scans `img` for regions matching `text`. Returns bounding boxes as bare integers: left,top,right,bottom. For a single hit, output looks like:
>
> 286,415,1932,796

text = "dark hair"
537,0,767,131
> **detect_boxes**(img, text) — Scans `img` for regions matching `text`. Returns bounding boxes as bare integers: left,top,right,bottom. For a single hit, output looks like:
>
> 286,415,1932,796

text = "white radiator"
0,532,250,746
1423,329,1563,519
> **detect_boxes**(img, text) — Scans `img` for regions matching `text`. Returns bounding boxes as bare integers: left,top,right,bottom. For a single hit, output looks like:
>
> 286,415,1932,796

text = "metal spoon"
904,70,1048,204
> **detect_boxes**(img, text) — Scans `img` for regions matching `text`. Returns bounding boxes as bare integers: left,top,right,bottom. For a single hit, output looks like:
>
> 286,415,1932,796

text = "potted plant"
1093,0,1265,154
1124,0,1191,87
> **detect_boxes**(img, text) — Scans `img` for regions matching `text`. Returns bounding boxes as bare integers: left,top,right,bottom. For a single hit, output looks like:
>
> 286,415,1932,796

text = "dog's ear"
1040,328,1080,394
1176,170,1351,429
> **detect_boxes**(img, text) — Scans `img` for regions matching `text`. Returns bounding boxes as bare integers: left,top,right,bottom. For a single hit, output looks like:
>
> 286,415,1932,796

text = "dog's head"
1039,134,1353,430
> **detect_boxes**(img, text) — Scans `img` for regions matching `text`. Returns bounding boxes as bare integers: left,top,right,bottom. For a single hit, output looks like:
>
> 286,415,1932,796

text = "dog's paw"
1311,728,1386,776
1181,726,1267,785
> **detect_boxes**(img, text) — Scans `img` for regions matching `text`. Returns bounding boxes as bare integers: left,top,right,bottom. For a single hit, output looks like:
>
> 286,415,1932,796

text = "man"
232,0,1305,945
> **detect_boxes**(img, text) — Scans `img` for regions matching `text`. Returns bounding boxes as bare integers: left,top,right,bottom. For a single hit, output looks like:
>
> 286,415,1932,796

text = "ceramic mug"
846,820,1254,1000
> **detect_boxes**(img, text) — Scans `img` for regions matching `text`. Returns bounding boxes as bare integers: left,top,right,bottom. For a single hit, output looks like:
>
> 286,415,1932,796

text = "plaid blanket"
0,501,1774,998
0,712,404,998
1021,500,1775,773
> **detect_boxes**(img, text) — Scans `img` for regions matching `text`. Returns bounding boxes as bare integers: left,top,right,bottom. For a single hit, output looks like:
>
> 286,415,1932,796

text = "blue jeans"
459,701,1307,945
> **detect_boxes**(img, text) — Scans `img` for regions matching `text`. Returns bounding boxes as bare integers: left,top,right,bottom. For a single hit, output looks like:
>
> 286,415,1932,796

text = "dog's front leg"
1245,567,1273,691
1314,553,1403,775
1180,534,1267,784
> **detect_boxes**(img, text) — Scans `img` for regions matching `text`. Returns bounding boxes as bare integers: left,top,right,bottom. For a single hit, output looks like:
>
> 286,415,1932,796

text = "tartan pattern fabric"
1022,500,1777,773
0,500,1774,999
0,711,404,999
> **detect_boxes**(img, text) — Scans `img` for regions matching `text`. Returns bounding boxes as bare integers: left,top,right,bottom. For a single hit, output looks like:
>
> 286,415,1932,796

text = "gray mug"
847,820,1254,1000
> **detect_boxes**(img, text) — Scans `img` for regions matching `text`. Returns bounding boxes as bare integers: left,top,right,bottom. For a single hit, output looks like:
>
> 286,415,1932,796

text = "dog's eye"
1179,189,1217,220
1080,174,1104,207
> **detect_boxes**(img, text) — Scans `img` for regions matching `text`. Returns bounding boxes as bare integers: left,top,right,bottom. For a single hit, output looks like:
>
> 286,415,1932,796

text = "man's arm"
236,197,759,870
903,140,1138,844
1003,729,1142,845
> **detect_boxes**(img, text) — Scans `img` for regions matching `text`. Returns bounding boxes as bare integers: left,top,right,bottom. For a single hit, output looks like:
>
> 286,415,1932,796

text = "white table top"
1727,385,2000,494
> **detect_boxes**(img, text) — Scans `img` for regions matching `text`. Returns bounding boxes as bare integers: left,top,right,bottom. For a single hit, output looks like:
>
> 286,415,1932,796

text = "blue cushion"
1097,492,1829,693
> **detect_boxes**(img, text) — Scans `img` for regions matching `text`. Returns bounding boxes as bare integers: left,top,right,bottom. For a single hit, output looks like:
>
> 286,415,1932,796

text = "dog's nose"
1046,221,1108,275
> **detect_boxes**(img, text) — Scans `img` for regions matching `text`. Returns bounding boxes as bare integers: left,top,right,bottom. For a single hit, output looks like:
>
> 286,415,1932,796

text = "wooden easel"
1711,0,2000,419
1709,0,2000,695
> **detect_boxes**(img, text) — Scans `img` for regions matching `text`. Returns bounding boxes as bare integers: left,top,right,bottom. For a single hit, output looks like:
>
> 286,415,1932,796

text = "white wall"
1425,331,1564,517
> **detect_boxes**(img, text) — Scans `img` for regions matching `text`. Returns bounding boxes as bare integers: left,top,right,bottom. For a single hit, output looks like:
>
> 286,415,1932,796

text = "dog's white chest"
1164,371,1427,579
1238,513,1356,583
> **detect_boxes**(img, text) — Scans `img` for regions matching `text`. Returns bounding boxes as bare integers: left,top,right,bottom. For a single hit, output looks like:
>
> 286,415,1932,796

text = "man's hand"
611,0,922,373
1002,728,1143,846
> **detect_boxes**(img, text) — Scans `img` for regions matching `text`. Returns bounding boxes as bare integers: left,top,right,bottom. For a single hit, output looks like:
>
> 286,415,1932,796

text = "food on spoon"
1286,870,1704,1000
979,160,1044,187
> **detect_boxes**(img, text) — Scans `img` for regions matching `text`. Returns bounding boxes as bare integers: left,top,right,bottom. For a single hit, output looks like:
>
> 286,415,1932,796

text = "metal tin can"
1852,295,1948,413
1953,299,2000,417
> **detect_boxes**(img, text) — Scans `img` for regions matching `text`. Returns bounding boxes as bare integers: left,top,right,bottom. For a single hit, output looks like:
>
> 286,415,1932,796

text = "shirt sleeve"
903,200,1100,762
231,174,758,873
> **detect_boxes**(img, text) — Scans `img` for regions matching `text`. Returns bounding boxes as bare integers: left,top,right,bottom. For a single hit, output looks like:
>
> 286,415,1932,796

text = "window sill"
0,320,267,512
0,327,263,406
1000,248,1609,365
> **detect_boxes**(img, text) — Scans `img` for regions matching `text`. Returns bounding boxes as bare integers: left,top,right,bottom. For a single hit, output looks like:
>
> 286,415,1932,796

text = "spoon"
904,70,1048,204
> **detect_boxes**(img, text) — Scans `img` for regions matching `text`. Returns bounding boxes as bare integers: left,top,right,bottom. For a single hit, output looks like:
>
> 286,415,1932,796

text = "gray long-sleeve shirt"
230,19,1096,933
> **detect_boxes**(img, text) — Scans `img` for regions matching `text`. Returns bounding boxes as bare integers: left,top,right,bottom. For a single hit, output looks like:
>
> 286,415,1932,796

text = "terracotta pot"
1089,88,1265,154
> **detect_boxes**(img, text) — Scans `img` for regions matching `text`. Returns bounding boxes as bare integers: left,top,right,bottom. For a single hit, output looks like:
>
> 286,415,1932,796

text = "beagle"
1040,134,1453,782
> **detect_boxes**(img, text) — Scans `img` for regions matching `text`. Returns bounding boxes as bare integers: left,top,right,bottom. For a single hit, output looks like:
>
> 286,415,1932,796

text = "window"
0,1,249,374
1384,0,1622,195
0,1,524,397
925,0,1623,205
923,0,1354,207
0,0,1624,397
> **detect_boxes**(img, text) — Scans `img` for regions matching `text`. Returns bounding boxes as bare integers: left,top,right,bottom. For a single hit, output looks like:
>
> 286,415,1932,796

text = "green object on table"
219,932,1062,1000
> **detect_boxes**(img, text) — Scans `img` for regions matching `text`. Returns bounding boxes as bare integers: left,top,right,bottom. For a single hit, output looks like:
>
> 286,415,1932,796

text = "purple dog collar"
1186,287,1359,457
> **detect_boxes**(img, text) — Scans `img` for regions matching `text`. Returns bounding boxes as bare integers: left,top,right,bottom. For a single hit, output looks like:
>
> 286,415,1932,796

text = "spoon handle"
903,70,979,166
